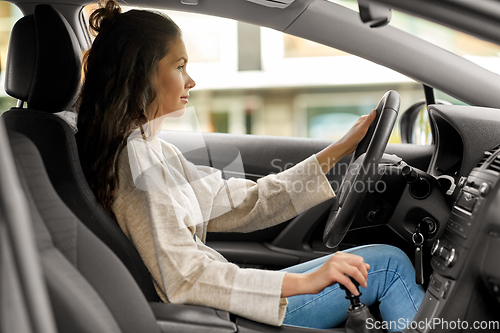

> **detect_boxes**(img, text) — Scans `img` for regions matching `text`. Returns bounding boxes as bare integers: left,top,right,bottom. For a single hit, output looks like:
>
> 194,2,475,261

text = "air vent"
477,143,500,169
477,151,492,168
487,155,500,173
246,0,295,8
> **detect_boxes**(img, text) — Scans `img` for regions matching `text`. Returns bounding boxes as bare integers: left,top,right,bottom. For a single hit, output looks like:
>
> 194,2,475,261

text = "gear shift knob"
339,276,363,310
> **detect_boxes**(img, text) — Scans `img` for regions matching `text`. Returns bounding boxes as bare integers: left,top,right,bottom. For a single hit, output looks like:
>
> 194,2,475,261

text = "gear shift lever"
339,276,384,333
339,277,364,310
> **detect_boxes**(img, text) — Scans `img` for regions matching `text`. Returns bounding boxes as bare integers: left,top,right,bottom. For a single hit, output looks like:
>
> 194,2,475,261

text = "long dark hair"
76,0,181,219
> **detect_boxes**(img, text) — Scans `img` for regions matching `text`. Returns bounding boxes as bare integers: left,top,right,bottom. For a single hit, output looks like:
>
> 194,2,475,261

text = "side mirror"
358,0,392,28
400,100,450,144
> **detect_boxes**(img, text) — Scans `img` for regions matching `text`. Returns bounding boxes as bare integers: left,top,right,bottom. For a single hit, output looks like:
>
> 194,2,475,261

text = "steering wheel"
323,91,400,248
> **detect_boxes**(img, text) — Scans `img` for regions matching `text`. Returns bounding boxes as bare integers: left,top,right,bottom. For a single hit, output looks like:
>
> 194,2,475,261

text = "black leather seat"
7,128,163,333
0,122,58,333
2,4,160,302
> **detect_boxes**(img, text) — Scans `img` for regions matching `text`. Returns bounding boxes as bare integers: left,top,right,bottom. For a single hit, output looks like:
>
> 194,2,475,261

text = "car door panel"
158,131,434,268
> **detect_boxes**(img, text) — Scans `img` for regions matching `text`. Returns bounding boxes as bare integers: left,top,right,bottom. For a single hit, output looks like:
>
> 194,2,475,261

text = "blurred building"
156,4,486,142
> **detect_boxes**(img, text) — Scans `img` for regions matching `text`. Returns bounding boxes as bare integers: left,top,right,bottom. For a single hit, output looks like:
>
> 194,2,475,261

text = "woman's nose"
186,75,196,89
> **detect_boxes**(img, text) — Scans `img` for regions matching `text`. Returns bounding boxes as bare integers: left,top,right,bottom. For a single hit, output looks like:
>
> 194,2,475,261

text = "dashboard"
428,105,500,202
405,105,500,332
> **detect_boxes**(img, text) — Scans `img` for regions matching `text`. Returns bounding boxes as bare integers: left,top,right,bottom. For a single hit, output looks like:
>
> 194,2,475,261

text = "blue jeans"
282,244,425,332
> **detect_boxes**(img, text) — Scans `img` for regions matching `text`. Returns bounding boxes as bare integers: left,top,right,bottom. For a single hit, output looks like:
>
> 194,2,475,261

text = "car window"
82,5,436,144
0,2,22,113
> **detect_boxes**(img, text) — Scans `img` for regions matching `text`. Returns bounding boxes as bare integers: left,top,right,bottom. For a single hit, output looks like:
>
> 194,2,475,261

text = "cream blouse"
112,134,335,326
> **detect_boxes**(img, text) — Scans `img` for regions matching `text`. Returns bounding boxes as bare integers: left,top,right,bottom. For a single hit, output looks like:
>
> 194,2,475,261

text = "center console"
405,148,500,333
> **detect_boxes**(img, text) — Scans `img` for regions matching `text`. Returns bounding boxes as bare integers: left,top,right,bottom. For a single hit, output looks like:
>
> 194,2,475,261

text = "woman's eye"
177,65,184,72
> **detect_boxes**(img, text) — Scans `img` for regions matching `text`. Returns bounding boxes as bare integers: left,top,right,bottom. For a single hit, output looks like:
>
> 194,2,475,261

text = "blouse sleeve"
203,153,335,233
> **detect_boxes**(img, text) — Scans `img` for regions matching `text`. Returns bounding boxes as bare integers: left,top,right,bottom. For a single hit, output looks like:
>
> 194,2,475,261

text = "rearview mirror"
358,0,392,28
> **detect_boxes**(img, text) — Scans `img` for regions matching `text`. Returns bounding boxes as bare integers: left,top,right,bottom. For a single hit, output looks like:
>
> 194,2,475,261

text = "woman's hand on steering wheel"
316,109,377,174
323,90,401,249
336,109,378,156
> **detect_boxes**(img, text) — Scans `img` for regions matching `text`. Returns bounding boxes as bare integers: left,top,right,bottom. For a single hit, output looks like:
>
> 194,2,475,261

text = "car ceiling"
7,0,500,109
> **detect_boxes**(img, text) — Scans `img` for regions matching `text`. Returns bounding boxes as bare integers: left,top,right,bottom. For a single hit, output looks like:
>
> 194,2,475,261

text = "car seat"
6,128,162,333
0,122,57,333
1,3,160,302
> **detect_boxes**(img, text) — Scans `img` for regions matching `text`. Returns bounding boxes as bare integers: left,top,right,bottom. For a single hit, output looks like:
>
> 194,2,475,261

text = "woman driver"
76,1,424,330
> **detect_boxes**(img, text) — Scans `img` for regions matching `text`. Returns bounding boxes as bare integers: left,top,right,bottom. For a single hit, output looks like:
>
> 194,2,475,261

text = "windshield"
330,0,500,75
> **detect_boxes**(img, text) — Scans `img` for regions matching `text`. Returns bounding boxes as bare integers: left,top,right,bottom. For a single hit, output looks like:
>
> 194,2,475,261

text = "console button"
432,257,444,271
458,176,467,188
431,240,440,255
441,248,457,267
439,247,451,261
429,275,442,293
457,192,476,212
446,222,468,239
479,182,490,196
447,248,456,267
442,280,451,299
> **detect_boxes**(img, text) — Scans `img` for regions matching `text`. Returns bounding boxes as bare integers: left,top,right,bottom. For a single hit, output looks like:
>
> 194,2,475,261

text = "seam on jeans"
369,269,420,312
286,284,342,316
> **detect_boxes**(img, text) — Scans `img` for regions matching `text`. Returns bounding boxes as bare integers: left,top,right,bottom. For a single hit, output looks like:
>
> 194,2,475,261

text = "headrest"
5,5,82,113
